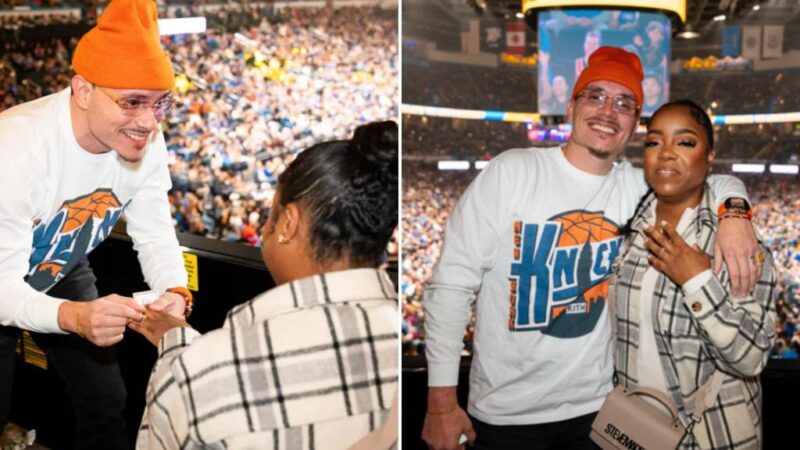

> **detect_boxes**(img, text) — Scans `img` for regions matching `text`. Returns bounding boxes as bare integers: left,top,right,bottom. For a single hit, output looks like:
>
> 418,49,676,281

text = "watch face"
728,198,748,209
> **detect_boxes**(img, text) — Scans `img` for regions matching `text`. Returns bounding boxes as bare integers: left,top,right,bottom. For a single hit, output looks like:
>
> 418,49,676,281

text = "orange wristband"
167,287,194,317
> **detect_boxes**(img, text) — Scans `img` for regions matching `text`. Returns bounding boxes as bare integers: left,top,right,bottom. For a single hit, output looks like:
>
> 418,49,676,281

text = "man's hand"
147,291,186,318
128,309,188,346
421,387,476,450
714,217,759,296
57,295,145,346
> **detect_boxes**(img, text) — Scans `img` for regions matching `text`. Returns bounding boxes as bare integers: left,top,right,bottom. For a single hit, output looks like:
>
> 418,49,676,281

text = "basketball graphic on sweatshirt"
508,210,622,337
27,189,128,291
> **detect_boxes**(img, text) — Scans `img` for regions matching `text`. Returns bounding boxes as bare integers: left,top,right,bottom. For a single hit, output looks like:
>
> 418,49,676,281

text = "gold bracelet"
720,211,752,221
427,404,459,416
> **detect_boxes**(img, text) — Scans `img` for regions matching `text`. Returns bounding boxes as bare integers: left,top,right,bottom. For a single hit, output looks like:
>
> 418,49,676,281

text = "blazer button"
691,302,702,313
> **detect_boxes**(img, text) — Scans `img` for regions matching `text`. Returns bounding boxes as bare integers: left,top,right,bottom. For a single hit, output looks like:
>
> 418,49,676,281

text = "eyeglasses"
95,86,174,120
575,89,639,116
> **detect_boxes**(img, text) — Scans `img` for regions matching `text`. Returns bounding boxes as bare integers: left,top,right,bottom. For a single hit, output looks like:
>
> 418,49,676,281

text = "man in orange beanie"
0,1,192,449
423,46,761,450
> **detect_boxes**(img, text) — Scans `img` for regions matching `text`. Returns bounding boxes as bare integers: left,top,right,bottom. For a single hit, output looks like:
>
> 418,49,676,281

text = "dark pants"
471,412,600,450
0,259,128,450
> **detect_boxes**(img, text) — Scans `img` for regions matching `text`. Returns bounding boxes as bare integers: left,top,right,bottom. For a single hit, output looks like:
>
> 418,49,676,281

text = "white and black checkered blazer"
613,187,777,450
136,268,398,450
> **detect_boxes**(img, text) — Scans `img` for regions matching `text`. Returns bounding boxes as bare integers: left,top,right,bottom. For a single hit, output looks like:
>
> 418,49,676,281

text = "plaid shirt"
136,268,398,450
613,188,777,450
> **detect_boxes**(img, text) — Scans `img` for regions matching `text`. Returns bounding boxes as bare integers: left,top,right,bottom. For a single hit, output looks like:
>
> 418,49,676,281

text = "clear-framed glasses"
95,86,175,120
575,89,639,116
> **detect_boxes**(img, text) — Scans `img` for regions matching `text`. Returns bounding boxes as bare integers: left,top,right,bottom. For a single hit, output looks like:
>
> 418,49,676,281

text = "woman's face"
644,106,715,205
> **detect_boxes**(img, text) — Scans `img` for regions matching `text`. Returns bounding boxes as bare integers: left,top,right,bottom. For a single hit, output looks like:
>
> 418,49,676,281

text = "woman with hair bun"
130,121,399,450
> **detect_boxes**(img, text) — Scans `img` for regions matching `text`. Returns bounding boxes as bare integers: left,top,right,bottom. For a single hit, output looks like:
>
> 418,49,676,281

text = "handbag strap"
625,386,681,422
608,271,618,365
690,370,724,420
607,268,725,424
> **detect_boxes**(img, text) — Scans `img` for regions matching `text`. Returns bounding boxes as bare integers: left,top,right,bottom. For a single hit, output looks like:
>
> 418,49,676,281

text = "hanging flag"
461,19,480,54
722,25,741,57
481,19,504,53
505,21,526,55
741,25,761,60
762,25,784,59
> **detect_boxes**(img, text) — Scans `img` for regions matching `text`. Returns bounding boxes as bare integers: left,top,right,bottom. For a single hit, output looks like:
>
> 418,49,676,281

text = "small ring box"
133,290,160,306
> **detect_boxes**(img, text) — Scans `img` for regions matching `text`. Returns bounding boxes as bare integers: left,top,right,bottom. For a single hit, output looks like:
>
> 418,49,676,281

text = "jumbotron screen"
537,9,671,117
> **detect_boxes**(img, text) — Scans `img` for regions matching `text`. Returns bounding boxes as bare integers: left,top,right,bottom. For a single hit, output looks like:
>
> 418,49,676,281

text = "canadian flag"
506,21,526,55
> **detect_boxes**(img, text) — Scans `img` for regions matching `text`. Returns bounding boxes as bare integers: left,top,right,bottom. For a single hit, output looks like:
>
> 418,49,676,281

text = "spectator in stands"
574,30,601,78
608,10,639,31
0,1,192,449
642,71,664,116
634,20,668,74
538,50,571,115
540,74,570,115
130,121,399,450
421,47,758,450
613,100,776,449
544,10,611,32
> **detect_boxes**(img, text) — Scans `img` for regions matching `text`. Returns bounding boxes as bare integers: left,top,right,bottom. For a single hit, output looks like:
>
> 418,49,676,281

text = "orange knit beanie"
571,46,644,106
72,0,174,90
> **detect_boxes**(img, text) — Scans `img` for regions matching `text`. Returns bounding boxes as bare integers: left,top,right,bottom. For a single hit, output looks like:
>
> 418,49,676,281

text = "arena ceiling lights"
522,0,687,23
436,161,491,171
731,163,765,173
158,17,207,36
769,164,800,175
438,161,471,170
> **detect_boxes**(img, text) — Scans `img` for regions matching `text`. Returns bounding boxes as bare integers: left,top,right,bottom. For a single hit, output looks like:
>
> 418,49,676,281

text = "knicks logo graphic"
27,190,128,291
508,211,622,337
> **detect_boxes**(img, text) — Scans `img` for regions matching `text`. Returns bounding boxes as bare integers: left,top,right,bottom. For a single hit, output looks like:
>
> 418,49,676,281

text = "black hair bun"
351,121,398,175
